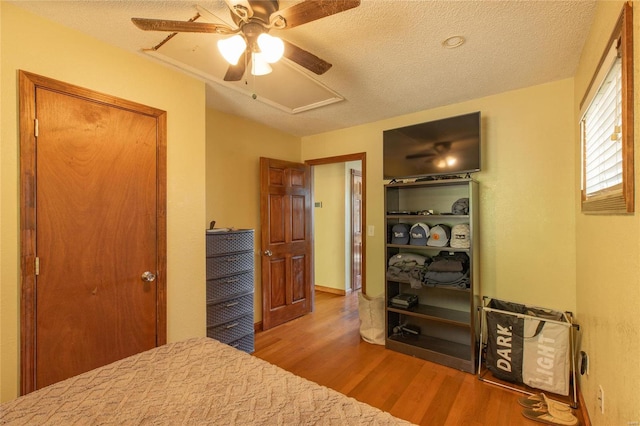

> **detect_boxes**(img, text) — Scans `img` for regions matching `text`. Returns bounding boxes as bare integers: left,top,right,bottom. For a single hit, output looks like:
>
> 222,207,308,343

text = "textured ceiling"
9,0,597,137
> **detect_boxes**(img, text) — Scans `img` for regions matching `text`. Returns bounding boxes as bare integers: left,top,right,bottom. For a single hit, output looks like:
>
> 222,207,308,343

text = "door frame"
350,168,363,292
18,70,168,395
306,153,366,294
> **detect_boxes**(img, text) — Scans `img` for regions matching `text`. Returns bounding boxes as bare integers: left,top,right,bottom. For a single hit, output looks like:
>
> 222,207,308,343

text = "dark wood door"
350,169,363,292
19,71,167,392
260,157,312,330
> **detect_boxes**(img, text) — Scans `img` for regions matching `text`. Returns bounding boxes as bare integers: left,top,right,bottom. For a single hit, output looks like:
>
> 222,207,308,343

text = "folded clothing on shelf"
421,251,470,289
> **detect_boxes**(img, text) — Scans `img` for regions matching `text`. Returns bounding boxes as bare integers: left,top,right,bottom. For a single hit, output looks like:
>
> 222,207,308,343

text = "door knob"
141,271,156,282
264,250,273,257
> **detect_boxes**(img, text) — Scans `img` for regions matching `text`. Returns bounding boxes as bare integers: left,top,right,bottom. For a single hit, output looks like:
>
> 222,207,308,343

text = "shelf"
386,334,475,373
386,244,469,253
387,279,470,293
388,304,471,326
386,214,470,220
388,333,471,359
388,279,470,293
385,178,473,189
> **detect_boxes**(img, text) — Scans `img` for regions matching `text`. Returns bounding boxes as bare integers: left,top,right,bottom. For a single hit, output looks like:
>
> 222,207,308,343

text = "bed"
0,337,412,425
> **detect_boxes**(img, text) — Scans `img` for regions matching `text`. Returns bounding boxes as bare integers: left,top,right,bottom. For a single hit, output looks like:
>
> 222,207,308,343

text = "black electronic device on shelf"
390,293,418,309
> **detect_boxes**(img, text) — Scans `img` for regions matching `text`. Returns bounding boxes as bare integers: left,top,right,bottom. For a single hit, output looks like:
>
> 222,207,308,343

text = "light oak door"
19,71,167,393
260,157,313,330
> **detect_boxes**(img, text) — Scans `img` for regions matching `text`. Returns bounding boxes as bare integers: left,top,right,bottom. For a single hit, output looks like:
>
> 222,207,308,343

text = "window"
580,3,634,214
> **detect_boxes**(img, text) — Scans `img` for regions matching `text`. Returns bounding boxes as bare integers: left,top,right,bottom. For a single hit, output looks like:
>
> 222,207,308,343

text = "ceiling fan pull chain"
251,68,258,100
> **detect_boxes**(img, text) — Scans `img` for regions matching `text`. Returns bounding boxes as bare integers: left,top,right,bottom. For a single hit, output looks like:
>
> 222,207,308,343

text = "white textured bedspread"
1,337,412,425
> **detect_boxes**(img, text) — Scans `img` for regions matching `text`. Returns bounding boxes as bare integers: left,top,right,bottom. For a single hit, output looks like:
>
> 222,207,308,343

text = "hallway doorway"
306,153,366,296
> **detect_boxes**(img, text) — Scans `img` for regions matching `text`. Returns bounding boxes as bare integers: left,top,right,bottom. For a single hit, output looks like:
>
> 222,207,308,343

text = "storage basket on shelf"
478,297,579,407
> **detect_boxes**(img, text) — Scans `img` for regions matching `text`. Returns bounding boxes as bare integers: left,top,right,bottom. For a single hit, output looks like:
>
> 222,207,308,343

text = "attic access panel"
142,32,344,114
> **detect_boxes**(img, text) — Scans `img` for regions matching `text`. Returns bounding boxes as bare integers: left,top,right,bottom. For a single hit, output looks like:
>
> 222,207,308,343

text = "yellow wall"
205,108,300,321
302,79,577,310
574,2,640,424
2,2,638,423
1,3,207,401
313,163,347,291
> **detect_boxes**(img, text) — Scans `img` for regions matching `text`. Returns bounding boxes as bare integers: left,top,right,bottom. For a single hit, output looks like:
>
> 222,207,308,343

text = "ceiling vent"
143,33,344,114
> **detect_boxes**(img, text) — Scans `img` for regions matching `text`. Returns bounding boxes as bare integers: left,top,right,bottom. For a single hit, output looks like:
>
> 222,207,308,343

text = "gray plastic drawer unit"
205,228,255,353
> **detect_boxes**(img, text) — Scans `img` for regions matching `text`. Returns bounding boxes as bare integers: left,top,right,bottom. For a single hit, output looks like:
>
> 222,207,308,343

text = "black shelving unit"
384,178,479,373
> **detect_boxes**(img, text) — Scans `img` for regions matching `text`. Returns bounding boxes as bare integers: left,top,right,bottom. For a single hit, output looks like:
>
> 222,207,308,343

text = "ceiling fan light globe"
251,52,273,76
218,34,247,65
257,33,284,63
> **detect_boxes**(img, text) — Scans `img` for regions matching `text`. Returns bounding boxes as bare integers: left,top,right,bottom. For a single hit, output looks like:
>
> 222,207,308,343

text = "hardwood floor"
253,291,589,426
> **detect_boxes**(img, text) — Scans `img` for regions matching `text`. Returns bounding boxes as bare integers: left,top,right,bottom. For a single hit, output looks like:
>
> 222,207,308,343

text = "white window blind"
581,42,622,196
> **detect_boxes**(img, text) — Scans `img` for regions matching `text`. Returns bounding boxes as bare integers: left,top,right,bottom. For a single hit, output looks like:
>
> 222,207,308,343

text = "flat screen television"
383,112,481,179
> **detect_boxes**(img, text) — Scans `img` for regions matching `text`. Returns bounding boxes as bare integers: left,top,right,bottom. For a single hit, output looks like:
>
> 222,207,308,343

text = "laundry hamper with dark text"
478,297,578,406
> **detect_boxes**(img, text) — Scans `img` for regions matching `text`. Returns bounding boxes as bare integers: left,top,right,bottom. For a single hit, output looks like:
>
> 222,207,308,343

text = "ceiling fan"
406,141,458,168
406,142,453,159
132,0,361,82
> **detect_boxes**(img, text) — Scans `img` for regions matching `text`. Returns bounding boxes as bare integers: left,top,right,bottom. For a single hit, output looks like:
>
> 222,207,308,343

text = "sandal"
522,394,579,426
522,407,579,425
518,393,571,412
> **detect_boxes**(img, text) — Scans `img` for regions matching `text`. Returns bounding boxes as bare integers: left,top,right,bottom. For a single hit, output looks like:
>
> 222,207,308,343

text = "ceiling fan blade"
274,0,361,29
406,153,436,160
282,40,332,75
131,18,235,34
223,52,249,81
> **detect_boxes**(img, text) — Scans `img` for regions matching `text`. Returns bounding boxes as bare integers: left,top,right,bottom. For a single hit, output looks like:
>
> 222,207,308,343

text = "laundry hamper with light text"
478,297,579,408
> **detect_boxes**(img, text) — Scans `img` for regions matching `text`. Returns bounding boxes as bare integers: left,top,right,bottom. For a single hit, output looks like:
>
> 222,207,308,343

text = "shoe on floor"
521,394,579,426
522,407,579,426
517,393,571,412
